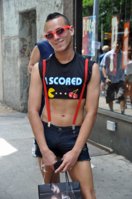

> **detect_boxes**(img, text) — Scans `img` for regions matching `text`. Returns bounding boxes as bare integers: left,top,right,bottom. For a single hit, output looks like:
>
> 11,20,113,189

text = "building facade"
0,0,75,111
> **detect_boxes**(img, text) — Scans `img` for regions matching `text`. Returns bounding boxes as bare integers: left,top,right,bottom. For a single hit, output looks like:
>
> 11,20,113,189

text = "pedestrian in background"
124,46,132,105
28,40,54,73
98,45,110,94
28,12,100,198
101,43,126,114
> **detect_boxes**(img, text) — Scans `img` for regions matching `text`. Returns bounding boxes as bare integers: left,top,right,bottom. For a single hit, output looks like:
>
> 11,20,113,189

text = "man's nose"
53,33,60,39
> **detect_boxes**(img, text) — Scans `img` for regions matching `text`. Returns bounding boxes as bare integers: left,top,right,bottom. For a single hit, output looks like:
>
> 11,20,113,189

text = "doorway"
19,10,36,111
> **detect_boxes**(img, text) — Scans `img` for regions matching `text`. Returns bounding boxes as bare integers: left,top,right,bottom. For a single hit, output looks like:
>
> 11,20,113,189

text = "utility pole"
73,0,82,54
93,0,99,61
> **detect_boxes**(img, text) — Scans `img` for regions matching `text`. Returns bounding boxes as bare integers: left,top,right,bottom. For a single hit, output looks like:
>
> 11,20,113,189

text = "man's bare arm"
73,63,100,154
55,63,100,172
28,63,47,151
102,67,111,83
28,46,40,73
28,64,57,166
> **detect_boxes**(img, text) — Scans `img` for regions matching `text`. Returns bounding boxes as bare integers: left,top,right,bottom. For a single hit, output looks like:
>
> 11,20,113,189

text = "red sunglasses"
44,25,71,40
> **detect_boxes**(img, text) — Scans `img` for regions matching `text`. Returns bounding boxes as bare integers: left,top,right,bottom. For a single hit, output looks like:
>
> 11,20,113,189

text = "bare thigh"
37,158,60,183
42,165,60,183
69,161,96,199
37,157,44,178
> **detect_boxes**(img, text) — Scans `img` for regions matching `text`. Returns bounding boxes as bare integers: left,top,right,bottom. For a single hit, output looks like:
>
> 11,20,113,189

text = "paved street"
0,103,132,199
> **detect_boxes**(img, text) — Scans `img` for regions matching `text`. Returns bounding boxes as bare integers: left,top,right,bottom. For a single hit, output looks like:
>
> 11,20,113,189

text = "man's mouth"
55,39,64,45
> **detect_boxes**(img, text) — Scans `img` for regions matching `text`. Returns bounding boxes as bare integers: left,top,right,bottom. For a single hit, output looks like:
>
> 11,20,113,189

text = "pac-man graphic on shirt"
48,88,55,98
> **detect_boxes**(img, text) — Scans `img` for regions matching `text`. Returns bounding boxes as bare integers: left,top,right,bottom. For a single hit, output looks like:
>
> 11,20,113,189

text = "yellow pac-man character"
48,88,55,98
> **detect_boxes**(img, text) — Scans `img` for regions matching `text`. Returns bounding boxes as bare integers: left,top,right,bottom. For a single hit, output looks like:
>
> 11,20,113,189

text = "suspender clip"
72,125,75,130
48,122,51,127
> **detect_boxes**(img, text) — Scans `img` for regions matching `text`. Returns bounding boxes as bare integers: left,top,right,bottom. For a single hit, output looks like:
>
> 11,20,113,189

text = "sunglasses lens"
45,26,70,40
56,28,65,36
46,33,54,40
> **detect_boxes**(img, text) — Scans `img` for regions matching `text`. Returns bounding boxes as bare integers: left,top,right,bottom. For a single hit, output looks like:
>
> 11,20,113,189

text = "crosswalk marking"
0,138,18,157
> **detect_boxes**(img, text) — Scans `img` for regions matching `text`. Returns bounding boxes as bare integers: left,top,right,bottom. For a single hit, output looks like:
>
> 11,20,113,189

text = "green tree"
82,0,93,16
82,0,132,44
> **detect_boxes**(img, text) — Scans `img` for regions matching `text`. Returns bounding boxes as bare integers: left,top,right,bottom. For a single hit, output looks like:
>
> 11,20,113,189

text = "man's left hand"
54,150,79,173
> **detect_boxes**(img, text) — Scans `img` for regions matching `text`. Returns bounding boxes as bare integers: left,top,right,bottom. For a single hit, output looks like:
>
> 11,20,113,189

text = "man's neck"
55,49,75,64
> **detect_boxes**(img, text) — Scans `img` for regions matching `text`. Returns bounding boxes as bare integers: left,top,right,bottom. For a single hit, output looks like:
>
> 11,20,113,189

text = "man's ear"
69,26,74,36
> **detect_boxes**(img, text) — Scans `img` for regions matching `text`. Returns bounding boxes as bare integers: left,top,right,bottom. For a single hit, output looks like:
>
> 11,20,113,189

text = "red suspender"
42,58,88,128
42,59,51,127
72,58,88,129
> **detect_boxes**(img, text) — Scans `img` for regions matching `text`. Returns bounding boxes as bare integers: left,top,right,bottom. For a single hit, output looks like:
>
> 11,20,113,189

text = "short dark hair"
45,12,71,25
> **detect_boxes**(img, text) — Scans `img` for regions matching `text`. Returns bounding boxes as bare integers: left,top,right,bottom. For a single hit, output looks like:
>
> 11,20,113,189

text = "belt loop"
48,122,51,127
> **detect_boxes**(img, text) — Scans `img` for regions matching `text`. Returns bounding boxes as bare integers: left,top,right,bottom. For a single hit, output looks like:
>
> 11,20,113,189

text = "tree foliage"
82,0,93,16
82,0,132,43
83,0,93,7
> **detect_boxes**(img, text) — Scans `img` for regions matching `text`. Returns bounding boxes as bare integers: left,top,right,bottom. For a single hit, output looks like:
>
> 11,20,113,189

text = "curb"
88,139,114,153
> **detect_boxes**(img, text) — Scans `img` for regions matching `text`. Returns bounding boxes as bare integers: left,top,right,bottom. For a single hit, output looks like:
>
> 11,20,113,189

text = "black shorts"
106,81,125,103
32,122,90,161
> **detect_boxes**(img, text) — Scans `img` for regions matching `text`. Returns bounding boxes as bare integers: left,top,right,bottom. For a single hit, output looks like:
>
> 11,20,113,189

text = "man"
28,40,54,73
28,40,54,176
28,12,100,199
98,45,110,93
101,43,126,114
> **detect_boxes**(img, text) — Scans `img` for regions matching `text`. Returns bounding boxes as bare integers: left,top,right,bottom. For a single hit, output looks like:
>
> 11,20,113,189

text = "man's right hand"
41,148,57,169
105,78,111,84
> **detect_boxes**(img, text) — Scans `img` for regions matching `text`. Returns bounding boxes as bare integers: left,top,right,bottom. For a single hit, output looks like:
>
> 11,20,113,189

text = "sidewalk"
0,103,132,199
99,95,132,116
